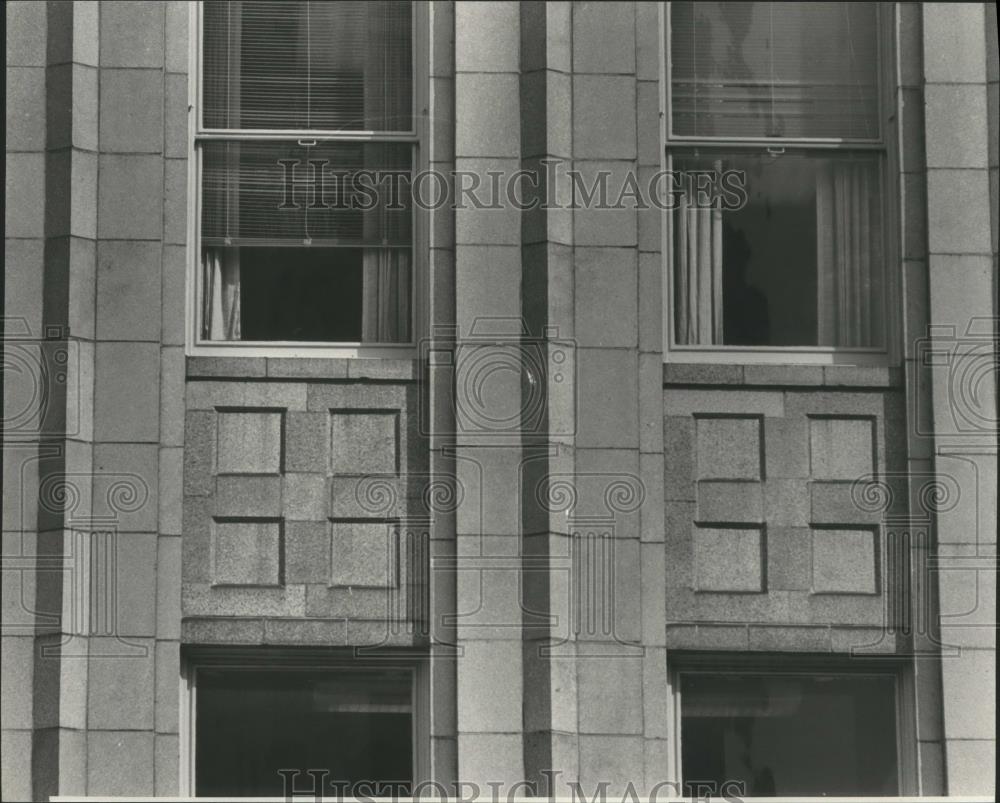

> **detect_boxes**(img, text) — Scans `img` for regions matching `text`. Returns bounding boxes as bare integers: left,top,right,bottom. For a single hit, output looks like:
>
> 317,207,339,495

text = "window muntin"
666,1,890,357
195,1,416,347
678,670,900,797
195,667,413,797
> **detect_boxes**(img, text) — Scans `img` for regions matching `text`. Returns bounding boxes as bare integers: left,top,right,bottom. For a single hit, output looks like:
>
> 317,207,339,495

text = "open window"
195,1,416,348
665,2,893,361
192,663,415,797
672,664,903,797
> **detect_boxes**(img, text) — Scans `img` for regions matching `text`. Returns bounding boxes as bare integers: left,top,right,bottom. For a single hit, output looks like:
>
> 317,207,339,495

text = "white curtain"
816,161,880,347
362,249,410,342
359,3,410,343
202,248,242,340
674,165,724,345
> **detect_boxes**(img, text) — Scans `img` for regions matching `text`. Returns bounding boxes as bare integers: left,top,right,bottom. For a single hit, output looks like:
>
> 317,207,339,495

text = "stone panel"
695,415,762,480
217,410,284,474
211,519,282,587
693,526,764,593
330,411,399,475
329,521,398,589
809,417,875,480
811,528,878,594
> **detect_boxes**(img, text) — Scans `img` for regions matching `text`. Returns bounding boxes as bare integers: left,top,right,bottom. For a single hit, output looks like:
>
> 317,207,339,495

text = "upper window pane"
671,2,879,140
203,0,412,131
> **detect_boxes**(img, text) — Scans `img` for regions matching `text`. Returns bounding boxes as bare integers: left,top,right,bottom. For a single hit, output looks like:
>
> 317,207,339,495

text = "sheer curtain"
674,164,724,345
816,161,881,347
202,248,242,340
361,1,411,343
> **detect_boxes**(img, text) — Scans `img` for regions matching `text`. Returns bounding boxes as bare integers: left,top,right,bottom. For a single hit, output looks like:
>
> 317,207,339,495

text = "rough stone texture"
211,520,282,587
811,528,878,594
695,416,762,480
693,527,764,593
809,417,875,480
329,521,399,589
330,411,399,475
216,410,283,475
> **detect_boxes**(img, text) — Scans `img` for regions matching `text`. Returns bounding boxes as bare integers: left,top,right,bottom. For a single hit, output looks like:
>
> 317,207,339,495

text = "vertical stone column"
452,0,526,787
4,2,55,799
922,3,998,796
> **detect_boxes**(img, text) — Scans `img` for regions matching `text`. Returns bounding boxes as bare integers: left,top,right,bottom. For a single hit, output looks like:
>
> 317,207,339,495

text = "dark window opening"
196,668,413,797
680,671,899,797
239,247,364,342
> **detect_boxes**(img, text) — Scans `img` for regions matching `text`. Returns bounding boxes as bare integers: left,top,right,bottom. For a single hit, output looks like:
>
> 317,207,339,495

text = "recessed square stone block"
809,417,875,480
211,519,282,587
216,410,282,474
696,416,762,480
693,526,764,592
812,528,877,594
330,411,399,475
329,521,398,589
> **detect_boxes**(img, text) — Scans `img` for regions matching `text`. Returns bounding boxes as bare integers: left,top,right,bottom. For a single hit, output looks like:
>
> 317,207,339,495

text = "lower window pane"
680,672,898,796
201,245,411,343
671,150,885,349
196,668,413,797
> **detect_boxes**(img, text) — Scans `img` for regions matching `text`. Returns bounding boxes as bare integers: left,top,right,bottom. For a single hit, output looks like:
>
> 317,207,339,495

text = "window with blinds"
196,1,415,345
666,2,889,354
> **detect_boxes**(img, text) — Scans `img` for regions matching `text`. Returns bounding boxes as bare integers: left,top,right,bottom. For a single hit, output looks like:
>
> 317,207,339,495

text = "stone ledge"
187,355,420,381
664,362,903,389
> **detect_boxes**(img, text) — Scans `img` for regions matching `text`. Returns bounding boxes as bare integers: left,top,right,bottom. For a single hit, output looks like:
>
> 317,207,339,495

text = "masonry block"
86,636,155,730
330,410,399,475
696,481,763,523
766,527,811,591
5,153,45,238
578,735,644,796
455,73,520,158
455,1,520,72
577,653,643,734
92,443,159,531
329,521,398,589
922,3,987,83
100,0,164,68
211,519,282,586
87,731,155,797
572,161,638,247
575,248,638,348
283,520,329,584
457,640,523,733
6,66,45,150
693,526,764,593
115,532,159,635
183,584,306,618
213,475,282,518
216,410,283,474
573,76,637,160
99,69,163,152
809,417,875,480
96,241,162,341
283,473,327,521
763,479,810,526
811,528,878,594
696,416,762,480
576,349,638,447
97,155,163,240
573,1,636,73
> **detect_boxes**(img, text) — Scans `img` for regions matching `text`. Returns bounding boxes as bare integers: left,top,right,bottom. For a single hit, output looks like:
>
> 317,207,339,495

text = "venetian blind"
671,2,879,140
203,0,412,132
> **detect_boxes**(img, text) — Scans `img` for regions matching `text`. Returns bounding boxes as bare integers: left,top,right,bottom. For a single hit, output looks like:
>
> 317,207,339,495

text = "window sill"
662,362,903,389
186,355,420,381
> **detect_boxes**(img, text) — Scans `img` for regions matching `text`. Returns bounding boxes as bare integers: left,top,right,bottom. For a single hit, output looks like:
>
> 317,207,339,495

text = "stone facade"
3,1,996,799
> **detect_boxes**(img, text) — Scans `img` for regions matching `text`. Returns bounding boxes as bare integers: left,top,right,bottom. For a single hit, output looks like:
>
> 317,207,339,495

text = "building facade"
3,1,997,799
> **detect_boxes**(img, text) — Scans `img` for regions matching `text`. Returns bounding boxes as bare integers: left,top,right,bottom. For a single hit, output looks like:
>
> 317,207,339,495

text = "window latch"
298,139,317,147
766,146,785,157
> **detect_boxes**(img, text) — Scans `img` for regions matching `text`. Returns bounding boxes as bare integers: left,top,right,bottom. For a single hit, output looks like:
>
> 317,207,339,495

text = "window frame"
666,652,918,796
186,1,429,358
180,648,430,798
659,2,901,366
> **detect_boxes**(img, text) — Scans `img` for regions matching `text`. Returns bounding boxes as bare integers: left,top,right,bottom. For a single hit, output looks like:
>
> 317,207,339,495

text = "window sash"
191,1,422,351
665,1,885,145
